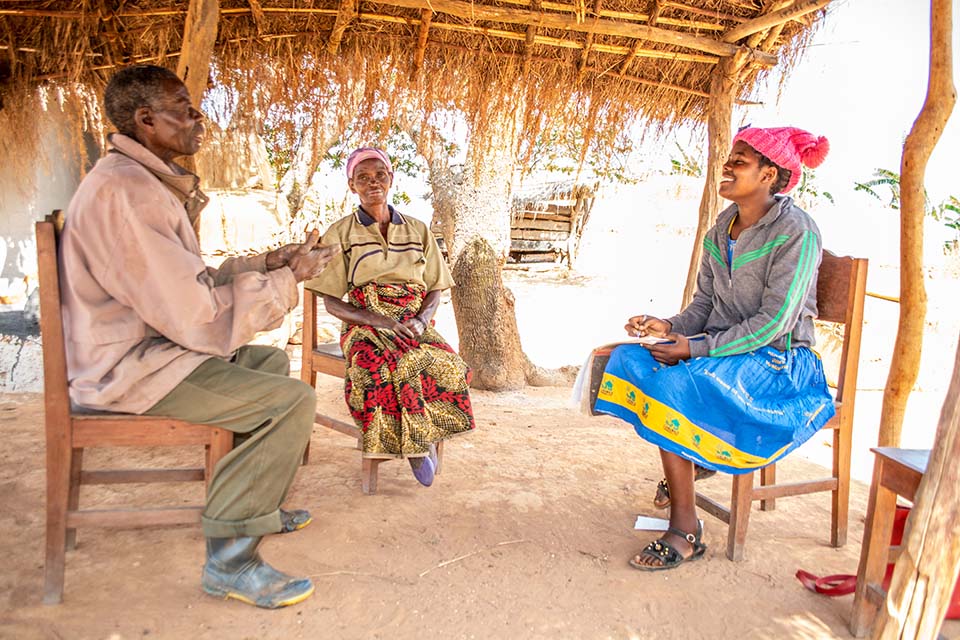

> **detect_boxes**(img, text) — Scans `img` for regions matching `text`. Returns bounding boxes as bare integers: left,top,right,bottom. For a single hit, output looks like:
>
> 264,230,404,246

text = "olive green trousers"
145,345,315,538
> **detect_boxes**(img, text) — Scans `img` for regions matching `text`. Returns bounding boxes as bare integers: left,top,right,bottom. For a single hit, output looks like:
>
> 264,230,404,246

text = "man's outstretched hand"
279,230,341,282
266,230,325,271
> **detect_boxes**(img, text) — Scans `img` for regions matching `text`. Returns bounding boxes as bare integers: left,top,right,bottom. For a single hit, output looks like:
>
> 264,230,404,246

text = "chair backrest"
815,250,869,407
35,211,73,430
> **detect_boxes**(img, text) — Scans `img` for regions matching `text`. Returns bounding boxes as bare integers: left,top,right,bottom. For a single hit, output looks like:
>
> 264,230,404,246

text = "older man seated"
58,64,339,608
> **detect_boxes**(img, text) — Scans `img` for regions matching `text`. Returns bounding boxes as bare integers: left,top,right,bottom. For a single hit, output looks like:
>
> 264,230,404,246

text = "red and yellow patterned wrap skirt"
341,282,475,458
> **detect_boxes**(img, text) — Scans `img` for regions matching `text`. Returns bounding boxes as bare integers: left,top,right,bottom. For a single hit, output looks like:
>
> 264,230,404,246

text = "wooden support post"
176,0,219,107
681,50,745,307
872,339,960,638
327,0,359,55
175,0,219,231
410,8,433,81
877,0,955,448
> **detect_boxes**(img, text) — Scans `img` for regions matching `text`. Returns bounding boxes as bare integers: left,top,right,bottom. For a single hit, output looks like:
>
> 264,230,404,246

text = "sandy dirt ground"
2,176,958,639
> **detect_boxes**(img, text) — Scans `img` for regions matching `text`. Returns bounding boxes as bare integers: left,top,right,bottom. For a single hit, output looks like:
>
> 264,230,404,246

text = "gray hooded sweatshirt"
667,195,823,359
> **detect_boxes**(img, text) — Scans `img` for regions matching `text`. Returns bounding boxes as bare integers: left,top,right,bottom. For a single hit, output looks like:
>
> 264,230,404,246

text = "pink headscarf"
345,147,393,179
732,127,830,193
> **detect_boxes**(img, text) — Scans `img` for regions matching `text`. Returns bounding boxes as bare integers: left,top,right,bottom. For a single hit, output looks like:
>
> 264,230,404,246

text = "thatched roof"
0,1,828,176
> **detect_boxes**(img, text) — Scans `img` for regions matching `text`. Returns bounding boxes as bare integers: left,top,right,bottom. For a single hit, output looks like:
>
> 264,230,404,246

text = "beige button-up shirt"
59,134,299,413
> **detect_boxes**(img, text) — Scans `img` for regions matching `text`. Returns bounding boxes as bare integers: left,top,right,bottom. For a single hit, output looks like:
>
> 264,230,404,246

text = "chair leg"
43,420,72,605
850,458,897,637
205,428,234,491
65,448,83,551
435,440,445,475
361,458,381,495
832,417,852,547
759,463,776,512
726,472,755,562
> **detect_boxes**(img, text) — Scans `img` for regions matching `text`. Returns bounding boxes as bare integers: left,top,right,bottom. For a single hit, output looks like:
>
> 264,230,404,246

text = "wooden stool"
849,447,930,637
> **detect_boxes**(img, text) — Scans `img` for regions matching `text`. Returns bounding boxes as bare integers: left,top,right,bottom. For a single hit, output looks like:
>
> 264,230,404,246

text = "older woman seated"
305,147,475,486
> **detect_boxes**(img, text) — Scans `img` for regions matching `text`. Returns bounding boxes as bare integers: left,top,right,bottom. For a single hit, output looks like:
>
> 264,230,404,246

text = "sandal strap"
667,526,698,544
640,538,683,565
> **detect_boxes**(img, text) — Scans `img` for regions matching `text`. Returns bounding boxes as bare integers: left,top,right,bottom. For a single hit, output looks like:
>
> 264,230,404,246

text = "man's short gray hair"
104,64,181,136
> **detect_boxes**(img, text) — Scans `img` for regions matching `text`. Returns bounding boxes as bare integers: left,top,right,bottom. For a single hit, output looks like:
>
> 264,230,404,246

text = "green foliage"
324,119,429,180
323,119,438,206
934,195,960,253
853,168,903,209
793,166,834,210
520,125,637,185
669,141,702,178
262,123,294,189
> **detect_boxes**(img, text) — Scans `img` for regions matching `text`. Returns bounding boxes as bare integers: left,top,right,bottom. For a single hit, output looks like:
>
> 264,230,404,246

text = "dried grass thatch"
0,1,828,182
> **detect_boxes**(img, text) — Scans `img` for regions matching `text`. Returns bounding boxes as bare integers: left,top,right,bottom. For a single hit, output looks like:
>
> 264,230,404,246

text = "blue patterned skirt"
593,344,835,474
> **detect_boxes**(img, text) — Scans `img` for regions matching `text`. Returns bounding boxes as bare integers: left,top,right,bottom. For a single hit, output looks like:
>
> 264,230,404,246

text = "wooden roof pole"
383,0,778,65
247,0,265,35
327,0,359,55
617,0,658,76
877,0,956,449
520,0,540,78
680,49,747,307
577,0,604,78
722,0,830,43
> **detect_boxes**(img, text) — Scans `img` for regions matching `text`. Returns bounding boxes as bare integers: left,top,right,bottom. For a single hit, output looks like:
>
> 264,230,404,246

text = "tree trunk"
430,123,525,390
451,237,530,390
877,0,955,448
681,51,745,307
872,337,960,639
423,114,575,390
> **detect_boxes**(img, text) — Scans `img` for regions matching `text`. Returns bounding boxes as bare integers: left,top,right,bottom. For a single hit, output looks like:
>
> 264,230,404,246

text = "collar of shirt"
107,133,209,221
355,205,406,226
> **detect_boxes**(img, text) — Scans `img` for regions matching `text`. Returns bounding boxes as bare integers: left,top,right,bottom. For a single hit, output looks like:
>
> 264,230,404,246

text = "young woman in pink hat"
592,127,834,570
305,147,474,487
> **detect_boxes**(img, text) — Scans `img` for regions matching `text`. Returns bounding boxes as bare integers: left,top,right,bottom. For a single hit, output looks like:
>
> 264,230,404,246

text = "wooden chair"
300,288,444,495
693,251,868,560
586,250,868,561
36,213,234,604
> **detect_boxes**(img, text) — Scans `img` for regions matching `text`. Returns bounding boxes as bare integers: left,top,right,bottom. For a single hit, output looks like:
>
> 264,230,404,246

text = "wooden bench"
300,288,443,495
36,212,233,604
849,448,930,637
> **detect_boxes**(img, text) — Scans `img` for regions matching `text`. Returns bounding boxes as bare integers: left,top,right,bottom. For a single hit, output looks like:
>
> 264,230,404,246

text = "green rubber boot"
202,537,314,609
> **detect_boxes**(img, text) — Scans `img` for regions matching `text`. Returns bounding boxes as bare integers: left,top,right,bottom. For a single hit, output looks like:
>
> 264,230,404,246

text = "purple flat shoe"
408,451,436,487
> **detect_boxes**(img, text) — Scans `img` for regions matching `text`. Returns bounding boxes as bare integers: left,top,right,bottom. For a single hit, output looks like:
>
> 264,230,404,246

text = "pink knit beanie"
345,147,393,179
732,126,830,193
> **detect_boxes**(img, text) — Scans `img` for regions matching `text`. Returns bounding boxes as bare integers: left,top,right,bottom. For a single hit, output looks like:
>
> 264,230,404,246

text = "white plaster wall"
0,101,87,296
0,98,89,393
